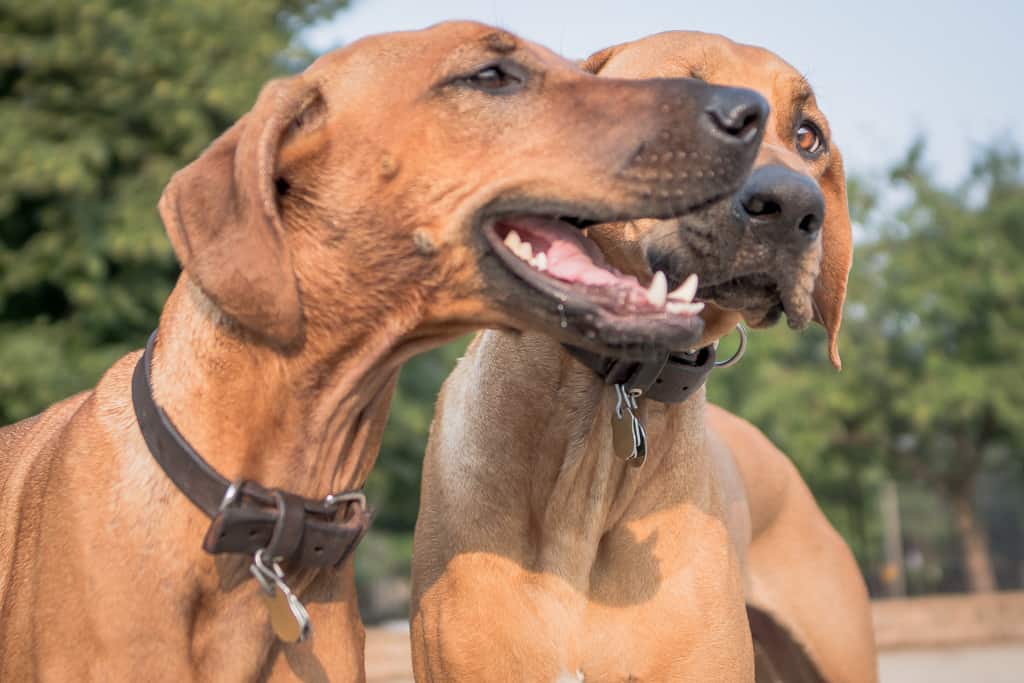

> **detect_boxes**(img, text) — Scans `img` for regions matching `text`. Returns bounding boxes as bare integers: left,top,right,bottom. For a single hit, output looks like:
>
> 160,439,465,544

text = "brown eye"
464,64,524,93
796,121,826,158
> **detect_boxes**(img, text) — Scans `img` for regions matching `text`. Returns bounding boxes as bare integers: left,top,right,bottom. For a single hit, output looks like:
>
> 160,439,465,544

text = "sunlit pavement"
878,644,1024,683
364,625,1024,683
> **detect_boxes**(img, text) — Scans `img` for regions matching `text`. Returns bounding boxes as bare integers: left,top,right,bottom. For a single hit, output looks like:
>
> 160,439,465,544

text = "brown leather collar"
562,344,716,403
131,331,371,567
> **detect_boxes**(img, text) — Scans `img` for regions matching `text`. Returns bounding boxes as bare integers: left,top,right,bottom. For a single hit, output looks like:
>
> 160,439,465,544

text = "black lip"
473,200,720,357
483,217,633,314
696,274,789,326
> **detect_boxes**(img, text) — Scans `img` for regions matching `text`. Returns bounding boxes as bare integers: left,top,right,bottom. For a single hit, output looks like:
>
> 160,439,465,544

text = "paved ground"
878,643,1024,683
366,625,413,683
365,626,1024,682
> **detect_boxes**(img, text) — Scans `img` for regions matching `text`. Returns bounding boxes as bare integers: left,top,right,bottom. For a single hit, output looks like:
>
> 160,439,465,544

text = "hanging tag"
250,551,311,643
629,403,648,468
612,385,648,467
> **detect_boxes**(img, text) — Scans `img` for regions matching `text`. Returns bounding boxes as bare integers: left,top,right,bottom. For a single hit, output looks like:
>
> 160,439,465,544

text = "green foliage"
0,0,347,425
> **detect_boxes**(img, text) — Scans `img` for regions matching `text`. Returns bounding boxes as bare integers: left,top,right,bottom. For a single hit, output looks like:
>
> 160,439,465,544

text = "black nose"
738,164,825,243
703,87,769,144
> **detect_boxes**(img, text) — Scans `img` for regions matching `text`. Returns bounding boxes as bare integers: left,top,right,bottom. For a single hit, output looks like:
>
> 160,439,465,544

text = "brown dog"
0,22,767,681
411,32,874,683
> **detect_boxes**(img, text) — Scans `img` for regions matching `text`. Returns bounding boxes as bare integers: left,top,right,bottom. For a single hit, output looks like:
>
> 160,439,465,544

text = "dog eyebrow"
792,75,815,106
783,75,817,126
482,31,518,54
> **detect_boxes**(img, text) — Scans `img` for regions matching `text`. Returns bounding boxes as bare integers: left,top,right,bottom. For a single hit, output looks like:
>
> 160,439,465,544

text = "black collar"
131,331,370,568
562,343,716,403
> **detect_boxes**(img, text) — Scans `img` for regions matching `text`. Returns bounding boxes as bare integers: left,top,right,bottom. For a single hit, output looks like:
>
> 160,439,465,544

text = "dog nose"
739,164,825,243
703,88,769,144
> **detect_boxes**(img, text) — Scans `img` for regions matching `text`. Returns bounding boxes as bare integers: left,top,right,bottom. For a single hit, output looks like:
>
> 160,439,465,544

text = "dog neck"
146,277,441,500
458,330,711,589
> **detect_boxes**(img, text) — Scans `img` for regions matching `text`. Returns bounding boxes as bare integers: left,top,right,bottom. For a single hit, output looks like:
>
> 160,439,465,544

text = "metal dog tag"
250,551,311,643
612,384,648,467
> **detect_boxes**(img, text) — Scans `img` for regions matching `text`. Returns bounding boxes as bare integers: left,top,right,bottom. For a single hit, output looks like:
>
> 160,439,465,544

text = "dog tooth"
647,271,668,308
518,241,533,261
667,301,705,316
669,273,699,303
504,230,522,250
533,252,547,271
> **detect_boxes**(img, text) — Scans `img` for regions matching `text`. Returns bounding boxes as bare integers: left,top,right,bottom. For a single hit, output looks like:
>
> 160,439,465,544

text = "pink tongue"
500,216,637,288
545,242,624,286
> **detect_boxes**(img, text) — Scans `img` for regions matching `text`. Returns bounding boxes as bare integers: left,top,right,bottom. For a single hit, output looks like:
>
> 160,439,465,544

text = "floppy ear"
813,145,853,369
579,43,625,74
158,76,324,348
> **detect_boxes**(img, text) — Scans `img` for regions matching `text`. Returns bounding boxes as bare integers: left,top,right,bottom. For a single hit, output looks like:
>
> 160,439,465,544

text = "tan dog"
411,32,875,683
0,22,768,681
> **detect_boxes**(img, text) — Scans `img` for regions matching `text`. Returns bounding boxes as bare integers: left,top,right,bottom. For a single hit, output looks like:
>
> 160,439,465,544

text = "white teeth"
505,230,548,271
667,301,705,315
503,230,536,261
504,230,522,251
669,273,699,303
647,271,668,308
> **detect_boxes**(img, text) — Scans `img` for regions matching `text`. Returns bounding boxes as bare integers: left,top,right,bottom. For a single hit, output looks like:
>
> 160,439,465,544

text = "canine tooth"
518,241,533,261
647,271,668,308
669,273,699,303
667,301,705,315
504,230,522,250
533,252,547,271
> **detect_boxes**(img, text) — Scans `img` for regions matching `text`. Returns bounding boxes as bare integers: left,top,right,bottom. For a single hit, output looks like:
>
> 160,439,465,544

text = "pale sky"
306,0,1020,186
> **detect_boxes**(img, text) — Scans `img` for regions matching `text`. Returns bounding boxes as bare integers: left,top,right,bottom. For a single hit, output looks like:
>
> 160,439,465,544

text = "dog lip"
697,274,808,329
473,207,707,351
483,215,656,315
696,274,778,304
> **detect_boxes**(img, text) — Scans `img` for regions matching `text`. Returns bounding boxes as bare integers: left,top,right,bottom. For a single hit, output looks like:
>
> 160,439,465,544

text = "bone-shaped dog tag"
612,384,648,467
250,552,311,643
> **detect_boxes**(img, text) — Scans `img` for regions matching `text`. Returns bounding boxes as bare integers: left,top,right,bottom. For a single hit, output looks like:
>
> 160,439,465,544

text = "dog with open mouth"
0,22,768,681
411,32,874,683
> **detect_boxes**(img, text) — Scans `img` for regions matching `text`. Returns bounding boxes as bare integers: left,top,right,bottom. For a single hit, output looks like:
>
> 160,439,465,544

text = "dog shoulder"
705,403,800,536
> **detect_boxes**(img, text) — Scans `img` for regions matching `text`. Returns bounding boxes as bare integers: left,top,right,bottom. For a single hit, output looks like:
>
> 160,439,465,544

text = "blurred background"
2,1,1022,680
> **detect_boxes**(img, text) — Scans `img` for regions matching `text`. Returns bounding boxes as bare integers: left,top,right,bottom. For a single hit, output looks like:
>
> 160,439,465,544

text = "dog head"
583,32,852,367
158,22,767,360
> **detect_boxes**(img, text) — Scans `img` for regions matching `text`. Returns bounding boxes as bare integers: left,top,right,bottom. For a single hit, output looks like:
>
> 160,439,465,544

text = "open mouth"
483,214,706,351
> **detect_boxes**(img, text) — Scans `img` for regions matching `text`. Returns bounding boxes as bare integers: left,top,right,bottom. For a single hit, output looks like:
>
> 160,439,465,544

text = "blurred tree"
0,0,347,424
862,142,1024,591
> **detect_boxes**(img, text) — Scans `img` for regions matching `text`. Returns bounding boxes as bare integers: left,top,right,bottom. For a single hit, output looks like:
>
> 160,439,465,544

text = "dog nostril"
708,108,760,140
798,214,822,235
705,90,767,143
744,196,781,217
730,111,761,141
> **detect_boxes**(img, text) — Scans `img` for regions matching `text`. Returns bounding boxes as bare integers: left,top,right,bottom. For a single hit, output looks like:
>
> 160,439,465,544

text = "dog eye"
795,121,826,158
464,64,523,93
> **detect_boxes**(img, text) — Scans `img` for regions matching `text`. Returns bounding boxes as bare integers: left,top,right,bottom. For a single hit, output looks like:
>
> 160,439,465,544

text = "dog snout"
703,88,769,145
738,164,825,244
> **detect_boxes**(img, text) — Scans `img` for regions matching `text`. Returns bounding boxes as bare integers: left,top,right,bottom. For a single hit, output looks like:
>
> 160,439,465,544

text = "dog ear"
579,44,625,74
158,76,324,348
813,145,853,369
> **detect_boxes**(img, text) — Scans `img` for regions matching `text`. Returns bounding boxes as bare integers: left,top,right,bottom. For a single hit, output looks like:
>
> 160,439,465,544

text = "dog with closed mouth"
411,32,875,683
0,22,768,681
